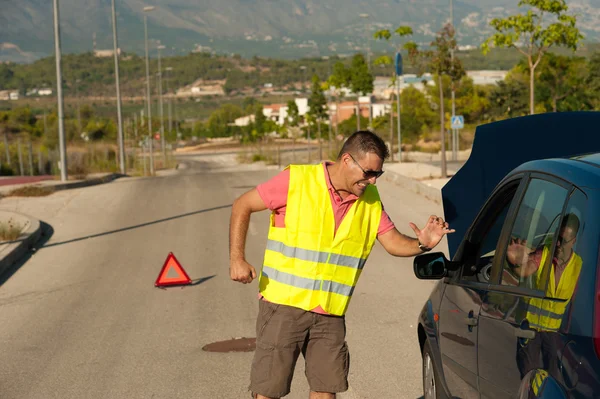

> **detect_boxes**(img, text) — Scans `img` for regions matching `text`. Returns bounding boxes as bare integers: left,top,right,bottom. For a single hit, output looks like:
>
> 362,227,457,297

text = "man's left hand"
409,215,455,249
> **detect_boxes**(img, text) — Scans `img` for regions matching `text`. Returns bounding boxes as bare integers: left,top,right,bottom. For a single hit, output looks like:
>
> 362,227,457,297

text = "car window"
460,185,517,284
499,178,569,290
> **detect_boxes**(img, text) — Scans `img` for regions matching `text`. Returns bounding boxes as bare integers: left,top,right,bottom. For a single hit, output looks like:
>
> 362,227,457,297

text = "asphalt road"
0,154,447,398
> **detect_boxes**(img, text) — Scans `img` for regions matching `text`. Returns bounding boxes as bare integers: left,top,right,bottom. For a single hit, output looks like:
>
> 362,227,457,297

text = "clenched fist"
230,259,257,284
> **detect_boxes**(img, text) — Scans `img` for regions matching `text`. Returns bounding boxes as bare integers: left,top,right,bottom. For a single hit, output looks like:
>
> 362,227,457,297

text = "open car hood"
442,111,600,259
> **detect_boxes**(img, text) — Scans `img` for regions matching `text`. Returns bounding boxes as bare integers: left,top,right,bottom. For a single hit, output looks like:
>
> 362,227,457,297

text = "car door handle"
514,328,536,339
464,317,478,326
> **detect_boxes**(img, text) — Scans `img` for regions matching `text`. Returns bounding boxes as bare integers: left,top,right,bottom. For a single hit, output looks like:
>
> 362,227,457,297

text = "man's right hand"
230,259,257,284
506,237,533,266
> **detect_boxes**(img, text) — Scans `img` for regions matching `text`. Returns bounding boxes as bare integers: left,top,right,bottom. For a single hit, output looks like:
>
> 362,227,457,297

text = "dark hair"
561,213,580,234
337,130,389,161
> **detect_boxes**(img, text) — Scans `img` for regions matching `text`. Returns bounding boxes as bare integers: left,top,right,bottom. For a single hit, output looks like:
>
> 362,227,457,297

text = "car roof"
511,153,600,190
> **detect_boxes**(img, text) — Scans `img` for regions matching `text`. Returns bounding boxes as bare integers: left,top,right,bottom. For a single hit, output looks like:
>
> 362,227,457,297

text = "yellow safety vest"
526,246,582,331
259,164,382,316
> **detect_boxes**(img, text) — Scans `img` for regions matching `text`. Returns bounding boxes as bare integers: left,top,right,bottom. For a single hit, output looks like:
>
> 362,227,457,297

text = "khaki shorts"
249,300,350,398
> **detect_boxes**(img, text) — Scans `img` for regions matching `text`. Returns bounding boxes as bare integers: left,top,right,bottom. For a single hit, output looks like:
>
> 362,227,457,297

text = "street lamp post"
299,65,307,93
165,67,173,134
359,13,370,69
143,5,155,175
53,0,68,181
360,13,372,129
450,0,457,162
75,78,82,132
157,44,166,163
111,0,126,174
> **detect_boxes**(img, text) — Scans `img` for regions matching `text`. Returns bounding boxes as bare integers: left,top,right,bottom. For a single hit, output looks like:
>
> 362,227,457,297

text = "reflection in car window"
461,191,514,284
527,189,586,333
501,179,569,290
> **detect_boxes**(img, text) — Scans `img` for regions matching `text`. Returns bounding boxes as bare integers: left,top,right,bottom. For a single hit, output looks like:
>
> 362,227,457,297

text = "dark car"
414,113,600,399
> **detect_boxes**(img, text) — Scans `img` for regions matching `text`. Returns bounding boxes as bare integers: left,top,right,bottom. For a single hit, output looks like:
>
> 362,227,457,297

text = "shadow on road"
41,204,232,249
0,221,54,286
191,275,216,285
155,275,217,290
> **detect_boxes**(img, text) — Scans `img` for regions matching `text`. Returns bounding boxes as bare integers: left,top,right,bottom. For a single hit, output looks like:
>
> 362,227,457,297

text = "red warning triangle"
155,252,192,287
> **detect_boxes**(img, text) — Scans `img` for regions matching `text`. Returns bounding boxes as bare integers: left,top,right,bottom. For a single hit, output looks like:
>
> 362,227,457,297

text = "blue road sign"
395,52,403,76
451,115,464,129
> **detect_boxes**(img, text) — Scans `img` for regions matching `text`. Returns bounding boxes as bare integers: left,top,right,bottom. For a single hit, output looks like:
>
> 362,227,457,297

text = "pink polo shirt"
256,162,395,314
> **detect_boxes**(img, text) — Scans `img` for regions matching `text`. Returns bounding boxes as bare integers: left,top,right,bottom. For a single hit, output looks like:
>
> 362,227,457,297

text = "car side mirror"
413,252,457,280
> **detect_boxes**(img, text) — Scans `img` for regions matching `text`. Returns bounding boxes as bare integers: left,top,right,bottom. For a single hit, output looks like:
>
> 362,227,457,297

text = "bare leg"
309,392,335,399
256,395,279,399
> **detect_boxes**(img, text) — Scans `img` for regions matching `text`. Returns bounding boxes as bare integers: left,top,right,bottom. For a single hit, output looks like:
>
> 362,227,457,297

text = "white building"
9,91,19,100
233,115,255,127
39,88,53,96
278,98,308,125
466,70,508,85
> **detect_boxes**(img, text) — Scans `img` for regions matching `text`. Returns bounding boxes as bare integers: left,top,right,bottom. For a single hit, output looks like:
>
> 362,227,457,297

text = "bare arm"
378,215,455,257
229,188,268,283
377,228,423,257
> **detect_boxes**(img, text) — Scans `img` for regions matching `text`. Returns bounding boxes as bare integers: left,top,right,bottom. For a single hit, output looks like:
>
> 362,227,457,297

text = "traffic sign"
451,115,464,129
395,52,403,76
155,252,192,287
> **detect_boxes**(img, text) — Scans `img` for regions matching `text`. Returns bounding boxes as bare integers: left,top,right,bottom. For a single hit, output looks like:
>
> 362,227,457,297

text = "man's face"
341,152,384,197
555,226,577,261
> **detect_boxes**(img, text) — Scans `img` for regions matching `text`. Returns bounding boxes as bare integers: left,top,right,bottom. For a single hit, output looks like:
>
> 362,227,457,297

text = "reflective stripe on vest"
266,239,367,270
525,246,582,332
259,163,381,316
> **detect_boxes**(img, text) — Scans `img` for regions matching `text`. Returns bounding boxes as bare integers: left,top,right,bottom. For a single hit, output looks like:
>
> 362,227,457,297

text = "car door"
438,177,521,398
477,175,573,398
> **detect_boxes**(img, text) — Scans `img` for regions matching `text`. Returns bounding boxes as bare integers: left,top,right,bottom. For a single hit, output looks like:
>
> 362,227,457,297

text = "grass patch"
6,186,55,197
0,218,22,241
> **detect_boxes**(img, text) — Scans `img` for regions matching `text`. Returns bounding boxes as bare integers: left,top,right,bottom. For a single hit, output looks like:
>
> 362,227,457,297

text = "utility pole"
166,67,173,134
143,6,155,175
299,65,307,93
157,44,166,163
359,13,372,129
450,0,457,162
75,79,82,133
396,75,402,162
53,0,68,181
111,0,126,174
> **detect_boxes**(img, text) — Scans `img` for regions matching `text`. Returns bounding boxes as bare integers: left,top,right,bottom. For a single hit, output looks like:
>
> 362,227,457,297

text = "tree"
488,68,530,120
349,54,374,131
374,25,413,161
536,53,589,112
308,74,329,160
398,87,437,142
327,61,351,135
406,24,465,177
286,100,300,127
254,104,267,136
585,52,600,110
482,0,583,115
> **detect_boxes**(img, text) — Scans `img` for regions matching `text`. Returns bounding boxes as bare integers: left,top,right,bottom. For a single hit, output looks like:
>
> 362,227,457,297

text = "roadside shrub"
0,218,22,241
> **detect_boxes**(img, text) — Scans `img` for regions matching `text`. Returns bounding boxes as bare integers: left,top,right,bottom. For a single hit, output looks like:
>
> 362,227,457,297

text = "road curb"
48,173,126,191
381,170,442,204
0,210,41,277
0,173,130,197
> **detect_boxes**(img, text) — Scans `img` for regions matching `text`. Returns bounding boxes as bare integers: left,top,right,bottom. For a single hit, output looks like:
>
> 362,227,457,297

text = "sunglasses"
557,235,576,246
348,154,384,179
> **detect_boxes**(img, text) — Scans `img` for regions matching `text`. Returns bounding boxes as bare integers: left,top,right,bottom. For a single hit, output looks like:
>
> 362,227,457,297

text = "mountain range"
1,0,599,63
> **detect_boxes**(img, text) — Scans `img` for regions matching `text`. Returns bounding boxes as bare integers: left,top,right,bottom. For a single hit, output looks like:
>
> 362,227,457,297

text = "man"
507,213,582,329
507,213,583,386
229,131,454,399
